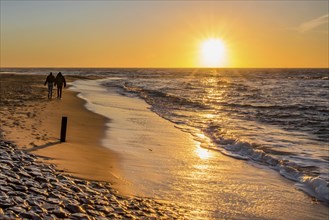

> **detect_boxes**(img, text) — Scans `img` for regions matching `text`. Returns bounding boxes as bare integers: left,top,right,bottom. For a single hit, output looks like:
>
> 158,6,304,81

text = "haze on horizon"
0,1,328,68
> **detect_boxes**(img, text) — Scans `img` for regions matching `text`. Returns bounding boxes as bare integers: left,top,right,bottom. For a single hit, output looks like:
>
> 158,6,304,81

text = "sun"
200,38,226,67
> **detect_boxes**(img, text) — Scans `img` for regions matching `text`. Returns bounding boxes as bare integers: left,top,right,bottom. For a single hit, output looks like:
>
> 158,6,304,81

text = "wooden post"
60,116,68,142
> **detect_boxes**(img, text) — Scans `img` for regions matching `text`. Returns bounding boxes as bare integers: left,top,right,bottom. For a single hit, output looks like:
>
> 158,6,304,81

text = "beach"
0,72,328,219
0,74,120,183
0,74,188,219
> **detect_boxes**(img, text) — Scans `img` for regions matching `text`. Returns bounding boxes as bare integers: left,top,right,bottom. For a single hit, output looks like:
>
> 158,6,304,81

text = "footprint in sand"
29,142,37,147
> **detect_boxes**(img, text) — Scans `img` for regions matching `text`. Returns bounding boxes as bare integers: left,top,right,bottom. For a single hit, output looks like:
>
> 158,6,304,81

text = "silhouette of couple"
44,72,66,99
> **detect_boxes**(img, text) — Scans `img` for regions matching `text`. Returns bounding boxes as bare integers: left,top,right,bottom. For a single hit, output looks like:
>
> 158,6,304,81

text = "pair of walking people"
44,72,66,99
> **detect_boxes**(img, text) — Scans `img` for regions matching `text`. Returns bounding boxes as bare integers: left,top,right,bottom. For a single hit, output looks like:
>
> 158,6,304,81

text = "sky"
0,0,328,68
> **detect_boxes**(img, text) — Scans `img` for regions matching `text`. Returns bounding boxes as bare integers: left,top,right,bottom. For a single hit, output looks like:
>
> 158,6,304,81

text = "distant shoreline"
1,67,329,70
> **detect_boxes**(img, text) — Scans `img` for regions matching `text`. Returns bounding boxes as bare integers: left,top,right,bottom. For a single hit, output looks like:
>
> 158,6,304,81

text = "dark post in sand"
60,116,68,142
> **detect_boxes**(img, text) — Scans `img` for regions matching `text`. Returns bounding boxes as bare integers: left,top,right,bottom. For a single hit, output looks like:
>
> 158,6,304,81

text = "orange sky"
0,1,328,68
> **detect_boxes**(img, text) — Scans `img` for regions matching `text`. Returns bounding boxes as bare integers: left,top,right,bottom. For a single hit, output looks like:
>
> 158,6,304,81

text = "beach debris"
0,140,188,219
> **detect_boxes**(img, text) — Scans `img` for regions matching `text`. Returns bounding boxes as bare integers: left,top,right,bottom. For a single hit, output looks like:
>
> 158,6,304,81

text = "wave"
221,141,329,203
100,71,329,204
199,125,329,203
224,103,329,112
120,82,210,110
297,177,329,202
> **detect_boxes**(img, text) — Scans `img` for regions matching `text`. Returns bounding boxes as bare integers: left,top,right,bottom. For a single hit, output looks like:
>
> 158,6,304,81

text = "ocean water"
86,68,328,202
2,68,329,216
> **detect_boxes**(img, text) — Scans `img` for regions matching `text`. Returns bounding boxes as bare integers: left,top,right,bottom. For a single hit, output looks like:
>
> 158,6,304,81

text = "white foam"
297,176,329,203
211,136,329,203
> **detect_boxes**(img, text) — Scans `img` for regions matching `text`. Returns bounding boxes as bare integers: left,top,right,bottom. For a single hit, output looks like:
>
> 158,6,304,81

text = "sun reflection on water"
195,144,212,160
196,133,206,139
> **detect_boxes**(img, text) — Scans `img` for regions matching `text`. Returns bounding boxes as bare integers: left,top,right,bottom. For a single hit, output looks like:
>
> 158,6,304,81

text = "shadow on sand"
25,140,61,153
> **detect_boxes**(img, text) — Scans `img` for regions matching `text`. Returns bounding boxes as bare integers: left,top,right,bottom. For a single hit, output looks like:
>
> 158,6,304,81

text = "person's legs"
57,86,60,98
59,86,62,98
48,86,50,99
48,84,52,99
57,86,63,98
49,84,53,99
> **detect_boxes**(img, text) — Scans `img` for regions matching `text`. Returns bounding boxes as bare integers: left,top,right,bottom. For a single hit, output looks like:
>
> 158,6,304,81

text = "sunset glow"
0,1,328,68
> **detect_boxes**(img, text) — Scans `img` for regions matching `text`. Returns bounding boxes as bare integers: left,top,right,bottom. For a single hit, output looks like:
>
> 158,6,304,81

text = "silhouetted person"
44,72,55,99
55,72,66,99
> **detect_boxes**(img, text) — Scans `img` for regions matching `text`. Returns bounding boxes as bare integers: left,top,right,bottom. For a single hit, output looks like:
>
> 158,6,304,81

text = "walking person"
44,72,55,99
55,72,66,99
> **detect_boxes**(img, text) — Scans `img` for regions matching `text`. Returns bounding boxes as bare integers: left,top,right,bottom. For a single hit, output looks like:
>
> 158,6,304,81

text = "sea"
2,68,329,218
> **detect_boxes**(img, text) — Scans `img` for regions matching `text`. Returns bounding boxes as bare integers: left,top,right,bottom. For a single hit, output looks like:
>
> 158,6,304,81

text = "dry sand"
0,74,126,193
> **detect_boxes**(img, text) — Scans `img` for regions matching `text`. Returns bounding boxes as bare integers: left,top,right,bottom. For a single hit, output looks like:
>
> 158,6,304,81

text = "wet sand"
0,74,126,194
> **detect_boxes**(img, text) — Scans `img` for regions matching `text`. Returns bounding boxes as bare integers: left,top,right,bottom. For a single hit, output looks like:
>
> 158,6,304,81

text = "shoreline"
70,77,329,219
28,88,123,187
0,74,131,195
0,74,188,219
69,79,327,219
1,73,328,219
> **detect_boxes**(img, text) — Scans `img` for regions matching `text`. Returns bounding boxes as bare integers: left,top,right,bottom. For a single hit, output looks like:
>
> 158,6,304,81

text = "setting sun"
200,38,227,67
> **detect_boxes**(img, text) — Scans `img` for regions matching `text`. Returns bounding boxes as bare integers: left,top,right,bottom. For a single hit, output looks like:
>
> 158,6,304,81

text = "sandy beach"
1,74,121,184
0,74,188,219
25,83,122,184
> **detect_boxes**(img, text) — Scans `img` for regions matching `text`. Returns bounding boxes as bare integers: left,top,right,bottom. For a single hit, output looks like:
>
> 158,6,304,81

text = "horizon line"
1,66,328,69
